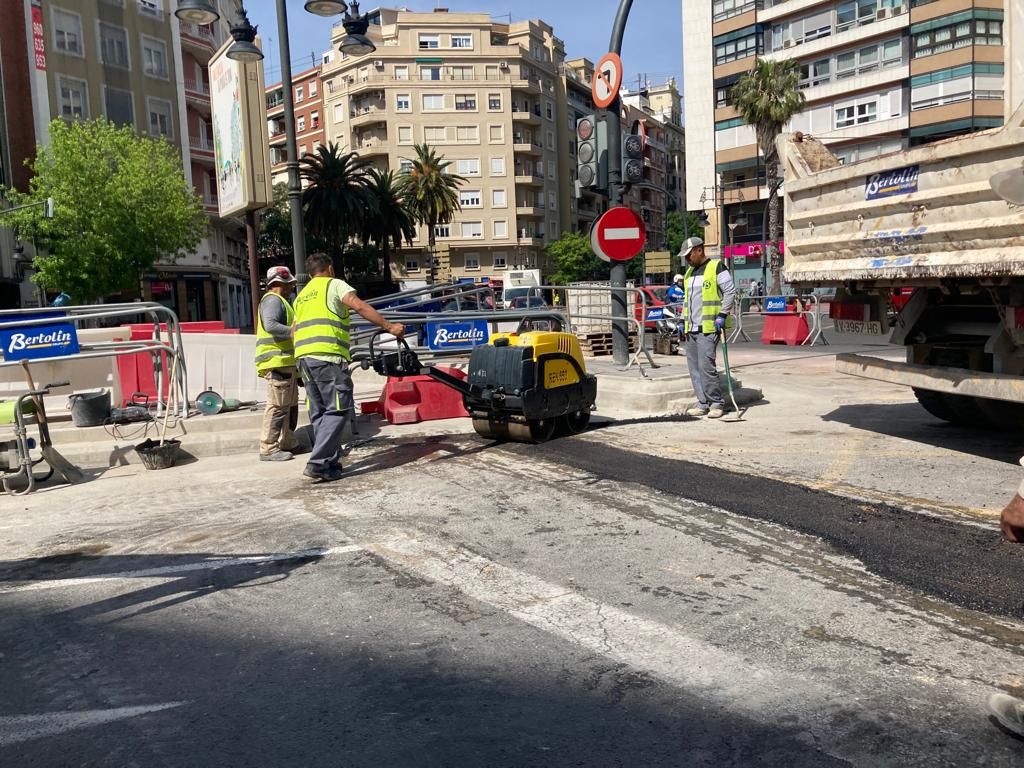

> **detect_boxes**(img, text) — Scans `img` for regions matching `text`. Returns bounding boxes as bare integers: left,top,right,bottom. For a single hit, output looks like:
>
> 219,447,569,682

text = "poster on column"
209,40,272,218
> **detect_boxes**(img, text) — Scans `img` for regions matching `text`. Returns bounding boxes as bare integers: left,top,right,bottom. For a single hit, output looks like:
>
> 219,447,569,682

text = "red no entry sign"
594,206,646,262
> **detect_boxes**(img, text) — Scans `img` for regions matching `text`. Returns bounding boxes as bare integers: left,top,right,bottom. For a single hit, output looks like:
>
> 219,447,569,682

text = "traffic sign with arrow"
592,53,623,109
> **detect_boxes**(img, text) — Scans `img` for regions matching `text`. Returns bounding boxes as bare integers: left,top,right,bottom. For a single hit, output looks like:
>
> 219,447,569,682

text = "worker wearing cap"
679,236,736,419
293,253,405,483
255,266,301,461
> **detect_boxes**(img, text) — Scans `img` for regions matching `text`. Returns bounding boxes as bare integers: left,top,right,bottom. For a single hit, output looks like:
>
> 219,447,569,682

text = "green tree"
364,169,416,290
546,231,607,285
258,182,294,275
731,58,804,293
397,143,465,280
4,119,206,302
665,211,706,264
300,142,373,279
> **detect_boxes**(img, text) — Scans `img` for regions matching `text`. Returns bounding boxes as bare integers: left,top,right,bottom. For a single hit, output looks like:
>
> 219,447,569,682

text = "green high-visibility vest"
683,259,732,334
293,276,352,361
254,293,296,374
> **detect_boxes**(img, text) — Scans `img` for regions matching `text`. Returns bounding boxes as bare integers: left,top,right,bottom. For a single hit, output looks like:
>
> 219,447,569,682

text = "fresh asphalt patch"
503,437,1024,619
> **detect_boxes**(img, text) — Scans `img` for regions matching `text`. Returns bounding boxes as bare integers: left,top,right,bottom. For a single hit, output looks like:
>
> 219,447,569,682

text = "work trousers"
259,368,299,456
683,332,724,409
298,358,353,474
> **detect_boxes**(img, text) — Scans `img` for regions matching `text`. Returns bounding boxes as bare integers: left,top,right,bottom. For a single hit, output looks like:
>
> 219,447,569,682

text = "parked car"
635,285,669,329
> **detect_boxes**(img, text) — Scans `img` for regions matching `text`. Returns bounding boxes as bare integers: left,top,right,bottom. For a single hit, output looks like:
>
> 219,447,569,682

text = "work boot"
1000,493,1024,543
260,451,294,462
707,406,725,419
303,465,343,483
988,693,1024,736
686,406,709,417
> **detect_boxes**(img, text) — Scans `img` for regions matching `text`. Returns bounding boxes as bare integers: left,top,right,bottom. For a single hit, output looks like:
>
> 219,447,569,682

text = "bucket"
134,438,181,470
68,391,112,428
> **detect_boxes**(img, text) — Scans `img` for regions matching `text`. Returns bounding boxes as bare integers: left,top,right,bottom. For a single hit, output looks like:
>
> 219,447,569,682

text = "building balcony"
189,135,215,163
345,78,387,96
184,78,211,110
512,141,542,155
355,139,390,157
512,76,542,95
515,205,545,217
514,173,544,186
512,109,541,126
180,22,216,60
517,233,545,246
350,105,387,127
202,194,219,214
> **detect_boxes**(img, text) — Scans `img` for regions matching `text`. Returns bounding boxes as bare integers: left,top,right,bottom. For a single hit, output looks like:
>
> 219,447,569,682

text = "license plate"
835,319,886,335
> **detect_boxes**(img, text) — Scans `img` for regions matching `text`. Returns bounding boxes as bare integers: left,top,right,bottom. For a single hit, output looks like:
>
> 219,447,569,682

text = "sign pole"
275,0,308,291
606,0,635,366
246,210,261,332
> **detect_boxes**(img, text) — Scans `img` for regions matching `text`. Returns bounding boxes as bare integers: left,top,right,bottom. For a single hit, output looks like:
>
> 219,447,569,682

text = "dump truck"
779,46,1024,429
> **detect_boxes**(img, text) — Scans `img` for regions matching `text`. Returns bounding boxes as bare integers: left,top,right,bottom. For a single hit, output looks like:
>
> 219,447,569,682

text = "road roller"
366,321,597,443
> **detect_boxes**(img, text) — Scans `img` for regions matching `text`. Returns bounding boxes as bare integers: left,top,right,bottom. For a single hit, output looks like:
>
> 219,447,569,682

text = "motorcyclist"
667,274,685,308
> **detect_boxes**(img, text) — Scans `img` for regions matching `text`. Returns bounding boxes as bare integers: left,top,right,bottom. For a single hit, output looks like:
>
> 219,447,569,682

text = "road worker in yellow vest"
680,236,736,419
294,253,406,483
255,266,302,461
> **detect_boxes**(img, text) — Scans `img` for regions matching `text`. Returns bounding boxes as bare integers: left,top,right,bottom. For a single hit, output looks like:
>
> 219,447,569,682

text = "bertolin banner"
425,320,490,351
865,165,919,201
0,313,80,361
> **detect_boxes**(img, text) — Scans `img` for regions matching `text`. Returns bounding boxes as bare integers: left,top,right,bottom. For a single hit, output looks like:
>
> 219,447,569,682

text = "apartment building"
3,0,251,326
267,64,325,186
320,8,568,287
0,3,37,308
684,0,1007,263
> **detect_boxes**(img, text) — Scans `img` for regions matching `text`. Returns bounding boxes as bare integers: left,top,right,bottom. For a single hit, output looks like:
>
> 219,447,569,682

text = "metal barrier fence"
728,293,828,347
0,303,188,417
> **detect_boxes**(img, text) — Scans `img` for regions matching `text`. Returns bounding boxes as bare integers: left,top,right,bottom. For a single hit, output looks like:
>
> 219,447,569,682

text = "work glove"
713,313,728,331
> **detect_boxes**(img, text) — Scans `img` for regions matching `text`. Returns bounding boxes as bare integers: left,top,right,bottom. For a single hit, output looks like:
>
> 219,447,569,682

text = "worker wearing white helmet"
667,273,685,307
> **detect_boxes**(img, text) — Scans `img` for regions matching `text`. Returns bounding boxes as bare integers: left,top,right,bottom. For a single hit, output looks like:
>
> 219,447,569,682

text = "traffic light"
622,133,644,185
576,115,608,191
576,115,598,189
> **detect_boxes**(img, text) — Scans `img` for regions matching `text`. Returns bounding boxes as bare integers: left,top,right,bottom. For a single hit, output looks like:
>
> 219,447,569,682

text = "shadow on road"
822,402,1023,464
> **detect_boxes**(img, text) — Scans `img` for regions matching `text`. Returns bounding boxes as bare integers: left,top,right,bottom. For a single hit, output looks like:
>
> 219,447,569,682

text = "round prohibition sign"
592,53,623,110
594,207,646,262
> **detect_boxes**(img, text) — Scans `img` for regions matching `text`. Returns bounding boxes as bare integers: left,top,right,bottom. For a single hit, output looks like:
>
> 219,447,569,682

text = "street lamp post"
179,0,376,295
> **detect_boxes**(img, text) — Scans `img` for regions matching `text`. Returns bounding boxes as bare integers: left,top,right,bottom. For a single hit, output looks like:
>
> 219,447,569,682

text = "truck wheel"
912,388,958,423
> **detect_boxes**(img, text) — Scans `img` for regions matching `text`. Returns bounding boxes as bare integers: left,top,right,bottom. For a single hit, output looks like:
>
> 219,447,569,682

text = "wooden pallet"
577,332,638,357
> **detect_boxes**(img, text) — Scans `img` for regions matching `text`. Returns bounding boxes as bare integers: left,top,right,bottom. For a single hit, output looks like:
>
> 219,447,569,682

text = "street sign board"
764,296,788,313
589,220,611,263
594,207,646,262
592,53,623,109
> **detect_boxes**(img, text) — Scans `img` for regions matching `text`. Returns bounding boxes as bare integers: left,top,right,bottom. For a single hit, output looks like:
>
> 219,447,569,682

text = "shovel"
20,361,86,484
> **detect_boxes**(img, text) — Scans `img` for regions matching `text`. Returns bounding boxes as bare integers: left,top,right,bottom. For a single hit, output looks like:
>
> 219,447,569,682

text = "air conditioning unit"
782,38,794,49
499,60,510,70
877,7,890,19
892,4,905,14
373,59,384,68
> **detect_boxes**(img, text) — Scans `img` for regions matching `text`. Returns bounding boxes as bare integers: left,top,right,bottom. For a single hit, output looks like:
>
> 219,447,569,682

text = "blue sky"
243,1,683,90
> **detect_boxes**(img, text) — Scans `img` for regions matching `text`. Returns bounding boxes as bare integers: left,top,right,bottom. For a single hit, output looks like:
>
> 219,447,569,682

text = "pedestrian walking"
749,279,763,313
255,266,301,462
679,237,736,419
293,253,405,483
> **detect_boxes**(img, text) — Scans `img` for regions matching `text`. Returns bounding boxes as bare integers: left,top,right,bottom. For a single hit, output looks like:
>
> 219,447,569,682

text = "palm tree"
300,142,373,279
396,143,466,283
731,58,804,294
364,168,416,290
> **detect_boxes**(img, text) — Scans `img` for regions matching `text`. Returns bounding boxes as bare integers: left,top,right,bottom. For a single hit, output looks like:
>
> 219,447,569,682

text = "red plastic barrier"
116,321,239,406
761,313,810,346
366,367,470,425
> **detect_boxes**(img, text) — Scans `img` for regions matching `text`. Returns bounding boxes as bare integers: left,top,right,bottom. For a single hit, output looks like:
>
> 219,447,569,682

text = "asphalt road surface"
2,424,1024,767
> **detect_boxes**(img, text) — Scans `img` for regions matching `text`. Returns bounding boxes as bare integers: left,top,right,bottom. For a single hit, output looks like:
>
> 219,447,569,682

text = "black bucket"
135,438,181,470
68,390,112,427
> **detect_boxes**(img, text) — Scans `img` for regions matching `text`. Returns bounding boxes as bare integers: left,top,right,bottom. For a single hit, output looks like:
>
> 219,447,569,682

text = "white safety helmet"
673,274,684,283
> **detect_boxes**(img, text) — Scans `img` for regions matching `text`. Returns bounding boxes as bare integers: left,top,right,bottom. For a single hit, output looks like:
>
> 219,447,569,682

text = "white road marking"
0,702,187,746
366,533,835,715
603,226,641,241
0,545,361,594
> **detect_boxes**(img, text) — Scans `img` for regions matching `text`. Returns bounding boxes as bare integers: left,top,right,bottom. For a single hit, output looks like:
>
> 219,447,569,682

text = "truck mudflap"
835,353,1024,405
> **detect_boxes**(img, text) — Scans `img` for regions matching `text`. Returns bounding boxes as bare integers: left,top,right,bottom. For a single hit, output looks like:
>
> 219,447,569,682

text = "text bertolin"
6,329,74,353
433,325,486,346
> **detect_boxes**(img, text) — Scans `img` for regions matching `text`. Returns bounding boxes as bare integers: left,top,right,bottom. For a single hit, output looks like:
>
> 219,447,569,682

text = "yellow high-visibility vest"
293,276,351,361
254,293,295,375
683,259,732,334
